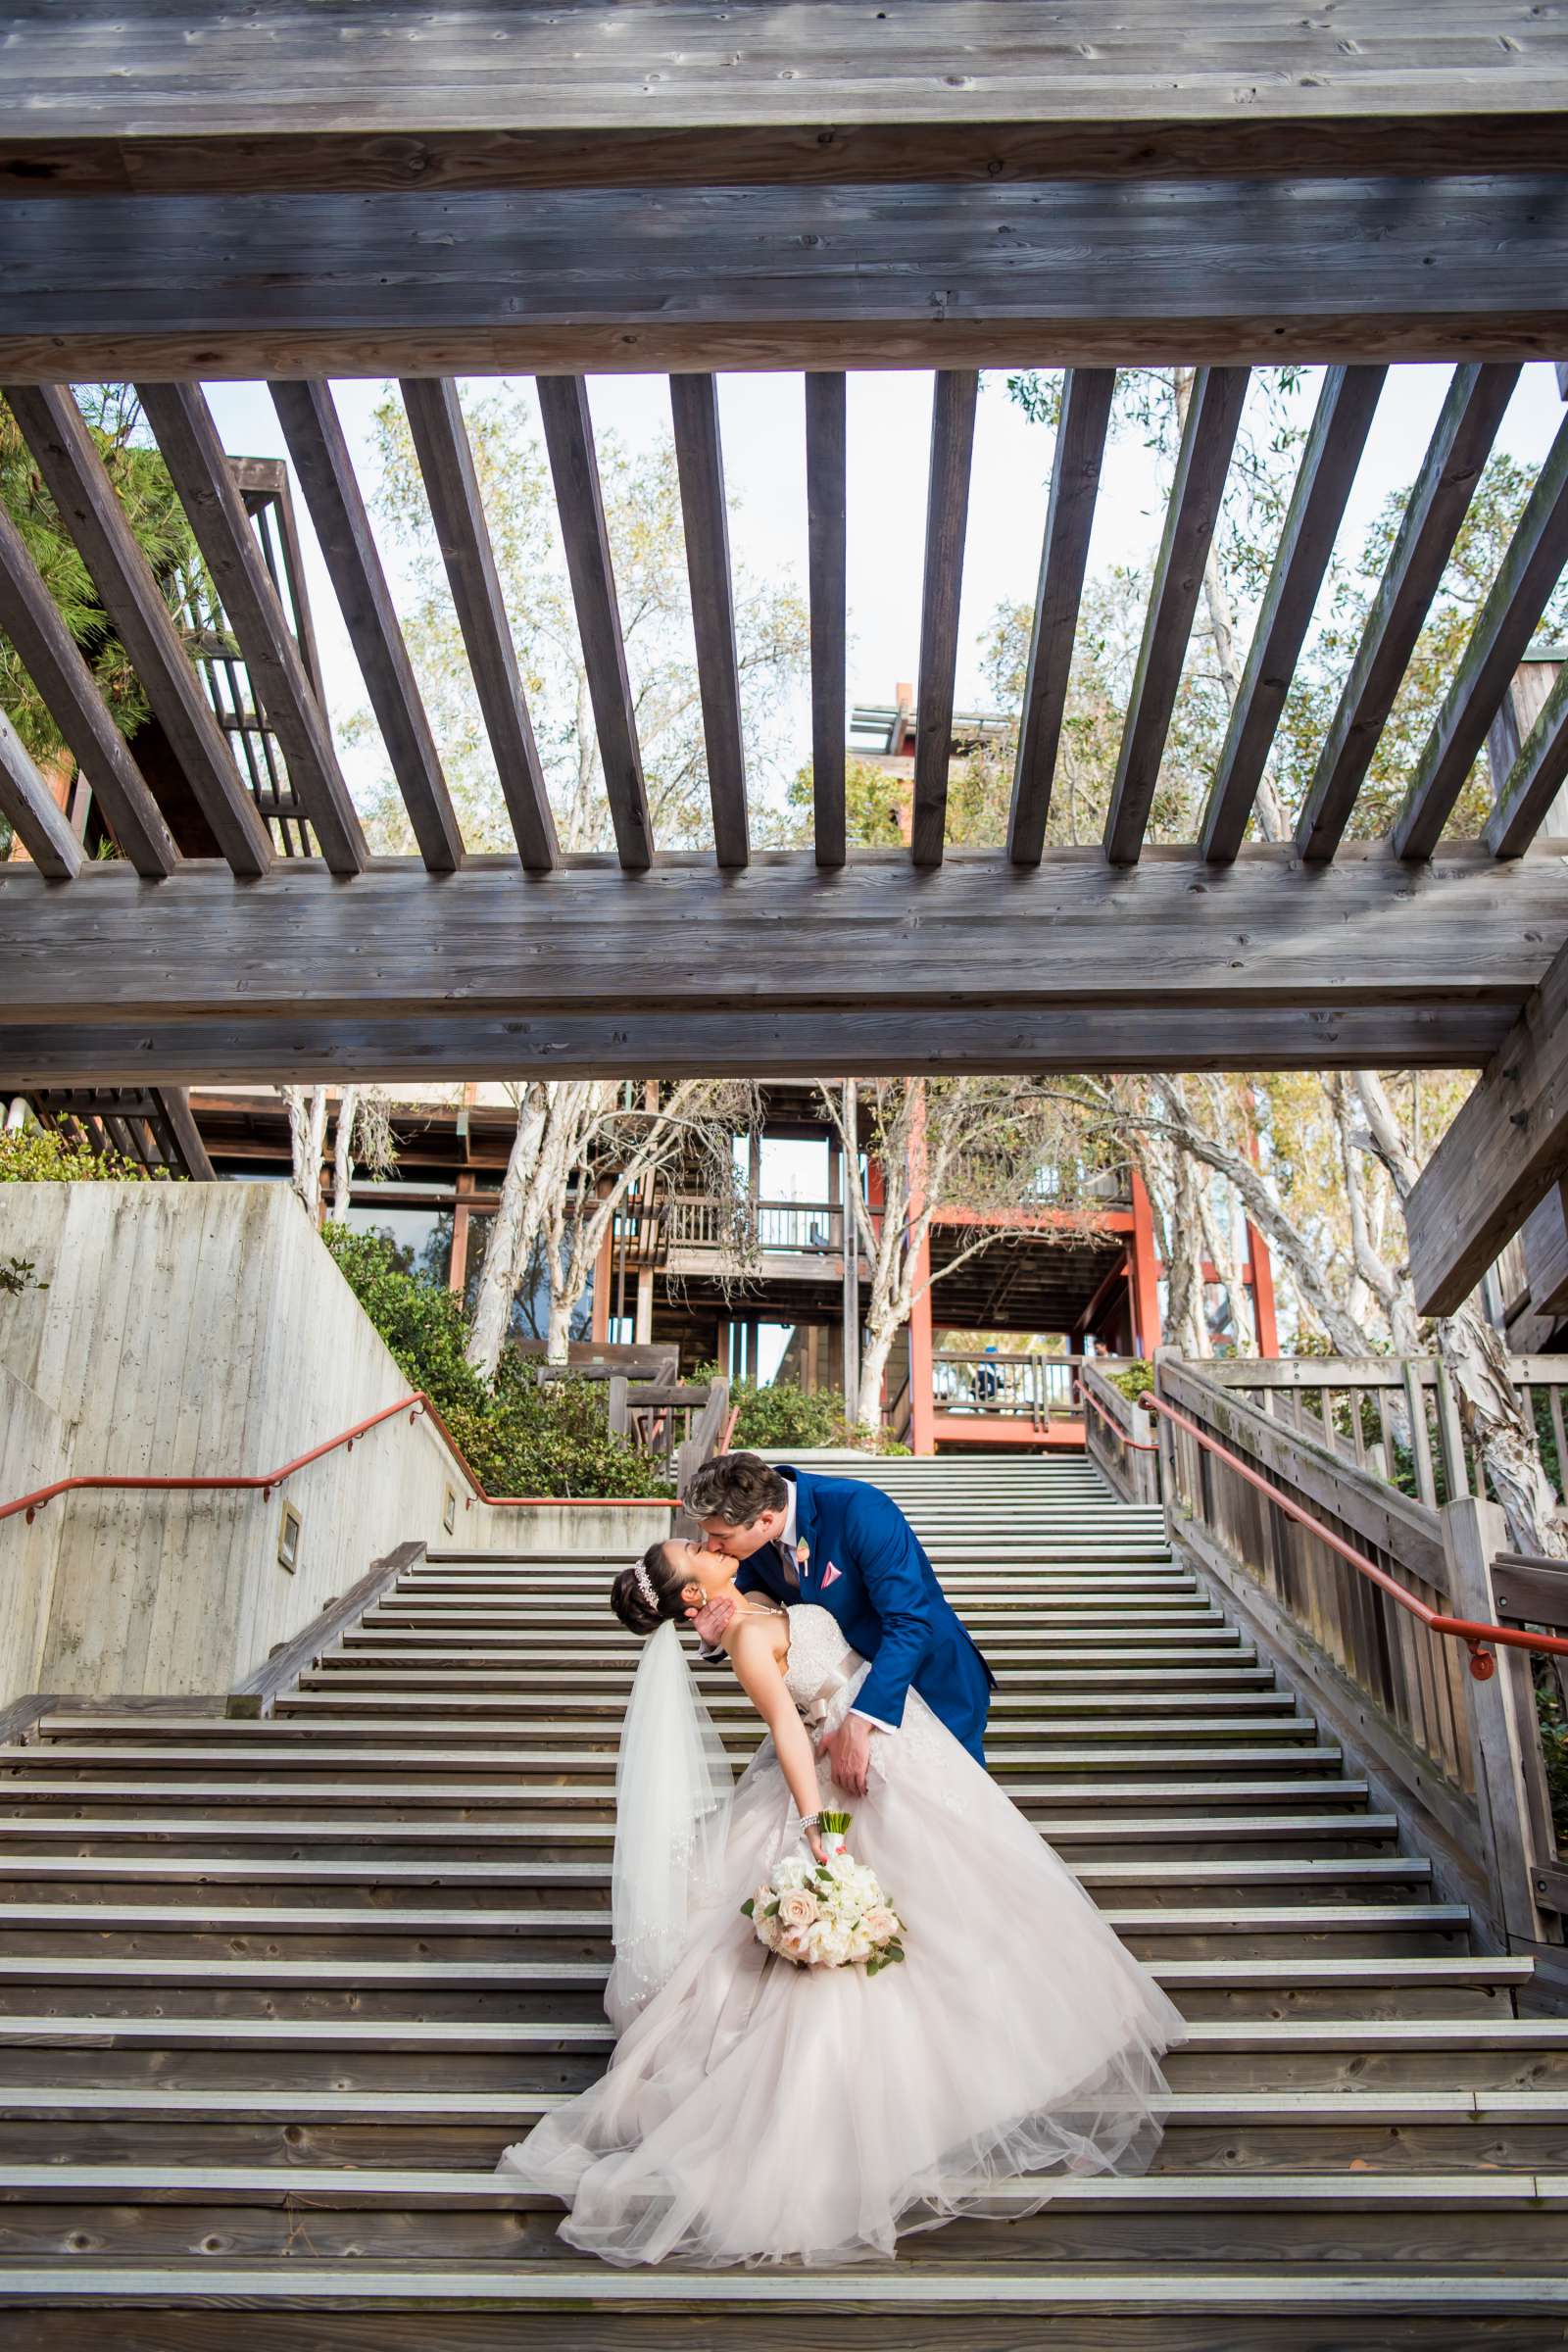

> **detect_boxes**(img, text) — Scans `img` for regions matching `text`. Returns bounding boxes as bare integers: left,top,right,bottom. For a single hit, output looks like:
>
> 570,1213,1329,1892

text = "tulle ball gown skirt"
497,1679,1185,2269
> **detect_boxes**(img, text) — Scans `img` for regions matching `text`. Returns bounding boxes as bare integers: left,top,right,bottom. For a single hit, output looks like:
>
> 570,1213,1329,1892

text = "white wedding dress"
497,1602,1184,2267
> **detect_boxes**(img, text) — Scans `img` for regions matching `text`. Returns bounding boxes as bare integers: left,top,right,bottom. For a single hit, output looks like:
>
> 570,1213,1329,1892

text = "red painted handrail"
1139,1386,1568,1682
0,1390,680,1528
1081,1383,1159,1453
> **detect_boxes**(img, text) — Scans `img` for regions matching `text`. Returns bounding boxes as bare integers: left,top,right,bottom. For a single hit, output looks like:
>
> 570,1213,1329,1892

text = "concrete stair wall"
0,1453,1561,2344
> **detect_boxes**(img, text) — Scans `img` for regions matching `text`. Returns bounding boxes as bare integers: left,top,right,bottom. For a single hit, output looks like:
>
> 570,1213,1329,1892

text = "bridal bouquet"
741,1814,906,1975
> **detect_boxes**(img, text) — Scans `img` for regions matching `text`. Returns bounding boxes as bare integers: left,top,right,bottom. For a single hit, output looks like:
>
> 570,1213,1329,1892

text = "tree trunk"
545,1279,574,1365
280,1086,329,1225
331,1087,360,1226
857,1316,898,1433
465,1089,548,1382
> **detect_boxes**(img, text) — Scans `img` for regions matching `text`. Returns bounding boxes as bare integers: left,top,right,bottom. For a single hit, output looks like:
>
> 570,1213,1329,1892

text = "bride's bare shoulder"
724,1607,789,1670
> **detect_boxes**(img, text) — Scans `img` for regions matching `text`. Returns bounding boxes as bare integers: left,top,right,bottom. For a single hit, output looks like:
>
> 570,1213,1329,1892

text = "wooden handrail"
1140,1386,1568,1681
0,1389,680,1526
1082,1384,1158,1452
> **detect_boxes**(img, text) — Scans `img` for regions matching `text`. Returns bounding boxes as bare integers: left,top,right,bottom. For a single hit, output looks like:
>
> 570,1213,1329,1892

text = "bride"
496,1532,1185,2268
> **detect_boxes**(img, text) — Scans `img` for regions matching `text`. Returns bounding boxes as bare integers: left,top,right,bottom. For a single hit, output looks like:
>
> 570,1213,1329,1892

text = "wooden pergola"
2,2,1568,1311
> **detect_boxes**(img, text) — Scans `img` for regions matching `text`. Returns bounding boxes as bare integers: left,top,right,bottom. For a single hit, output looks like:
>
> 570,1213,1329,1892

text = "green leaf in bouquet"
765,1899,781,1918
740,1898,756,1918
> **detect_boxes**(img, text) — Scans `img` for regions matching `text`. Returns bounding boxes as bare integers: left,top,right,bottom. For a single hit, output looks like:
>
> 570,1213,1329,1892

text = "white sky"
204,365,1568,811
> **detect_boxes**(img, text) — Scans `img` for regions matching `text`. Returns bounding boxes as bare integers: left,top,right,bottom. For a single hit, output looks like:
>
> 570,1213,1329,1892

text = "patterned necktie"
776,1538,800,1592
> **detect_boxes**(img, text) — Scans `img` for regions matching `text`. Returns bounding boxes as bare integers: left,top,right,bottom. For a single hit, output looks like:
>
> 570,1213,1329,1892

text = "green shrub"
1107,1359,1152,1404
323,1225,673,1500
706,1372,907,1456
0,1127,163,1183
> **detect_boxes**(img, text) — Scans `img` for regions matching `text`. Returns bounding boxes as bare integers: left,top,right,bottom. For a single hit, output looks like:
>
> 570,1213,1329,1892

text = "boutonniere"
796,1541,810,1580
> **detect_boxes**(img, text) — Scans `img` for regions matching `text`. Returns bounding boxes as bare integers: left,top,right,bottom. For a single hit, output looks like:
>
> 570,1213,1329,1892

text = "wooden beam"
4,5,1566,192
910,371,979,869
1394,409,1568,859
535,375,651,872
3,846,1566,1033
0,1003,1520,1090
1293,364,1519,861
0,503,177,878
0,708,83,878
1007,368,1115,866
268,378,464,875
4,381,272,878
1200,366,1386,863
150,1084,216,1182
669,374,748,869
134,381,367,874
6,178,1568,378
1486,662,1568,858
805,372,847,869
1407,930,1568,1315
1103,367,1249,865
398,377,559,873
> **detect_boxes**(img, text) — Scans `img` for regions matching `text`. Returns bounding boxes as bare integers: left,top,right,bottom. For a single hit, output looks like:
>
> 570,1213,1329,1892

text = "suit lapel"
790,1470,818,1593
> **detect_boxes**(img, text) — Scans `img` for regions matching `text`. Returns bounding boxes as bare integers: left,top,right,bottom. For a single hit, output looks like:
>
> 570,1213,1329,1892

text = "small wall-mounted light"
443,1487,458,1535
277,1500,303,1574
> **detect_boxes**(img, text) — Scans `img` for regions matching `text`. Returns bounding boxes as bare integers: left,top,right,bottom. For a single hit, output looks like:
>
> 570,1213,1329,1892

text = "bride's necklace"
738,1592,787,1618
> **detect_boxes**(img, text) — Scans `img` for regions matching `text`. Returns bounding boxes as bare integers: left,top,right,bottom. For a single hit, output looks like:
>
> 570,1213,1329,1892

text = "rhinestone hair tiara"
634,1558,659,1613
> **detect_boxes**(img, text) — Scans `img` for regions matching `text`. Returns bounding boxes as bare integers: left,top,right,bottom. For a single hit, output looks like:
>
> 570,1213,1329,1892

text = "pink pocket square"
821,1563,843,1589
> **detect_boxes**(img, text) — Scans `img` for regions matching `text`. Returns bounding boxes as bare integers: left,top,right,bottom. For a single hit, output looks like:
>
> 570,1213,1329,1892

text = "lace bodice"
781,1602,861,1709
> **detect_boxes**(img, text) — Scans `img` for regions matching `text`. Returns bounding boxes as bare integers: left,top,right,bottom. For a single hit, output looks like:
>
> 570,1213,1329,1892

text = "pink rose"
777,1888,819,1933
861,1907,899,1945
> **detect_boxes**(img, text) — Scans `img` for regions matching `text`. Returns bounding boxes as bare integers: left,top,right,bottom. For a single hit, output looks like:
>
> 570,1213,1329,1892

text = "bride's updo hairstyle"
612,1542,690,1638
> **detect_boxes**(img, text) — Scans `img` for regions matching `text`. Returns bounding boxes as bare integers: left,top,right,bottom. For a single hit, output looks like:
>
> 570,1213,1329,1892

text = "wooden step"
0,1951,1524,2026
12,2260,1563,2347
0,2166,1562,2272
0,1776,1376,1816
0,1851,1435,1898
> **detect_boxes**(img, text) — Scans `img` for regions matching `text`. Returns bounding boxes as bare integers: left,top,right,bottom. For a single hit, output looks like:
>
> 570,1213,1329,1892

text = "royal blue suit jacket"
735,1466,995,1766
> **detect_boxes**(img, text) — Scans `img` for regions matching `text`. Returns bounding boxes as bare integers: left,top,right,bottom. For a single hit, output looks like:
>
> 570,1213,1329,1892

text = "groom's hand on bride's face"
687,1593,736,1647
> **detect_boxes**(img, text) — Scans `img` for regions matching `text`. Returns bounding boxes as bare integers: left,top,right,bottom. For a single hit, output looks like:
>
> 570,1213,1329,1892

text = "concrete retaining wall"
0,1183,672,1703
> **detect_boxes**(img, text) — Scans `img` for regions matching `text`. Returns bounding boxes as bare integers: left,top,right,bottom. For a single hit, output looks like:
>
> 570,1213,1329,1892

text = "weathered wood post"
1443,1494,1559,1954
1152,1346,1184,1543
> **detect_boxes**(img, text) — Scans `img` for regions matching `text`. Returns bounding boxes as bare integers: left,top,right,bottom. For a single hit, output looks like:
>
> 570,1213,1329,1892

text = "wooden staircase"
0,1453,1564,2345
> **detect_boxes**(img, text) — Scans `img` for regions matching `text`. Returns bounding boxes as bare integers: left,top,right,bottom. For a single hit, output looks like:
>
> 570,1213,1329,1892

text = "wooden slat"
0,708,82,879
535,375,651,871
134,381,367,873
397,378,559,872
7,178,1568,379
0,1001,1518,1088
1406,929,1568,1314
1486,660,1568,857
1200,366,1385,862
148,1086,215,1183
1293,364,1519,861
4,381,272,877
909,369,979,868
0,505,176,878
805,371,847,868
1104,367,1249,865
1008,368,1114,866
1394,410,1568,860
669,373,748,869
268,378,464,874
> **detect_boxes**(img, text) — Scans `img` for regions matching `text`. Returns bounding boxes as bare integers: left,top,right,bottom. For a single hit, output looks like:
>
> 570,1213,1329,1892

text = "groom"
683,1451,996,1791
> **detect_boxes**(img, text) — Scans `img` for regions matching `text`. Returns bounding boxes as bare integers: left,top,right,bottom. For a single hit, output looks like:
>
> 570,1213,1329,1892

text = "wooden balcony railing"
932,1351,1076,1432
1080,1360,1160,1505
666,1196,844,1260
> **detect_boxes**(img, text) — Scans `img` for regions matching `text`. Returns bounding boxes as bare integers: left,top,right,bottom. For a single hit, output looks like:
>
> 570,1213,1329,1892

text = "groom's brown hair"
685,1451,788,1526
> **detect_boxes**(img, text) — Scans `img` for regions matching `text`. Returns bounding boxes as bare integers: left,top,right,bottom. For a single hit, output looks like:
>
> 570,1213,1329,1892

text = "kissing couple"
498,1450,1182,2267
